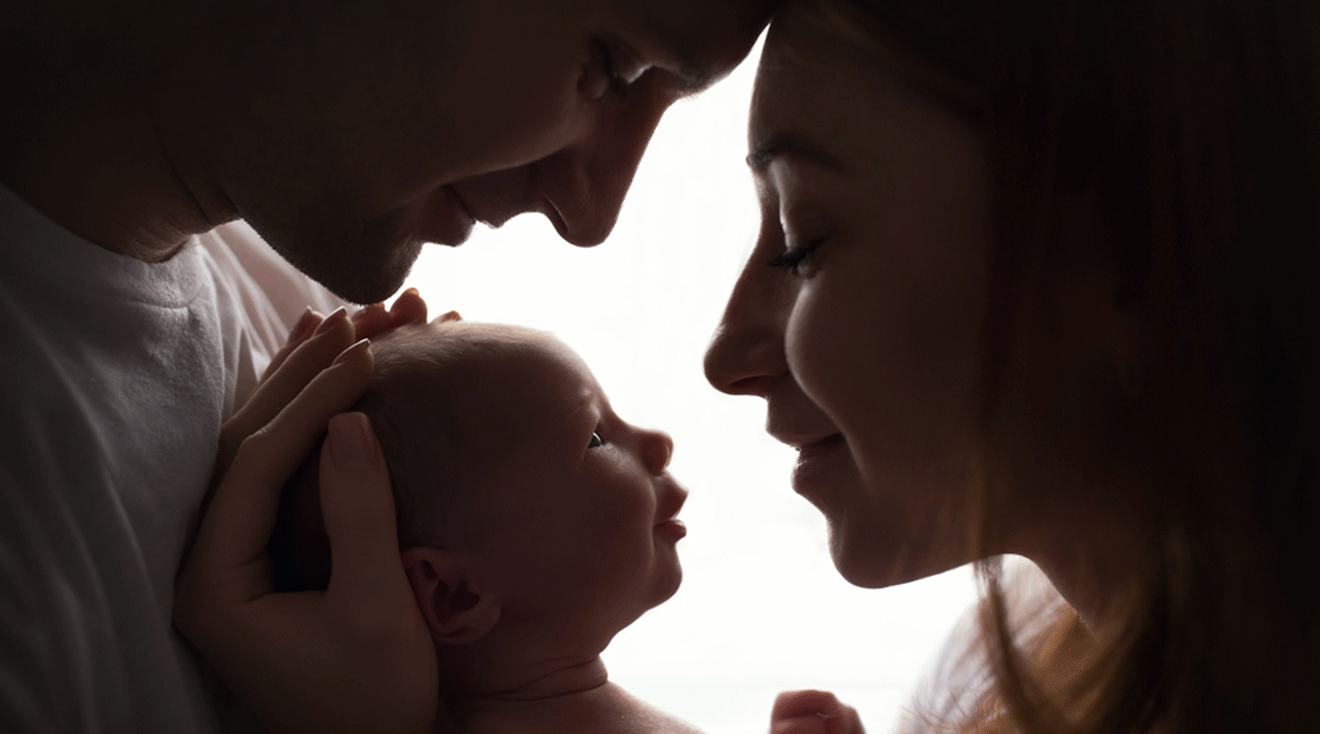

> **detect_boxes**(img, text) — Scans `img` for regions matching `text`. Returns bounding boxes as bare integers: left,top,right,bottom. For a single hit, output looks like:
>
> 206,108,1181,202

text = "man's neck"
0,0,231,261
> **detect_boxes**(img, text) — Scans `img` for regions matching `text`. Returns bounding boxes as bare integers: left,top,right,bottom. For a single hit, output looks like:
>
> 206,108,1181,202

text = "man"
0,0,774,731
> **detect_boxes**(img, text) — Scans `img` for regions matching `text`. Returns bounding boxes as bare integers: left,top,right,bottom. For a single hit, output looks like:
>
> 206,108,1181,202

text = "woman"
705,1,1320,732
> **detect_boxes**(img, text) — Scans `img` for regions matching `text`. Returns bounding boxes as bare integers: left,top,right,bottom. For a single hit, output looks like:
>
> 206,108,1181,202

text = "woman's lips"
791,433,847,497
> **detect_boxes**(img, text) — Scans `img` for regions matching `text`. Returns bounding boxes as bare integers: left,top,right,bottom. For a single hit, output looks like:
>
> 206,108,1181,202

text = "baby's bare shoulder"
604,683,705,734
456,683,704,734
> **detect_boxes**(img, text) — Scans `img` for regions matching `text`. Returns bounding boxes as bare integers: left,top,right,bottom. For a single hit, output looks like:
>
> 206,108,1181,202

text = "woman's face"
704,7,992,588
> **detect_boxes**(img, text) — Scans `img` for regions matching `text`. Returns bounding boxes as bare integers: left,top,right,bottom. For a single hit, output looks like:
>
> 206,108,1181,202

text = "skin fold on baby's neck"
439,657,701,734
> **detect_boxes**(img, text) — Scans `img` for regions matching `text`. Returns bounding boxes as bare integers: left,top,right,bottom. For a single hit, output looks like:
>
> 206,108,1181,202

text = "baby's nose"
642,429,674,474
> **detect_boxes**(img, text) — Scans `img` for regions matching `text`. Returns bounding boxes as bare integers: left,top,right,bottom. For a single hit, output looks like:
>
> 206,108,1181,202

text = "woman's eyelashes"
767,237,826,276
588,431,605,449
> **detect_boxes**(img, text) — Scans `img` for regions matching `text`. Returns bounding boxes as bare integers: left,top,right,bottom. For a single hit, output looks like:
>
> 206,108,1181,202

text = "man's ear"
401,547,500,645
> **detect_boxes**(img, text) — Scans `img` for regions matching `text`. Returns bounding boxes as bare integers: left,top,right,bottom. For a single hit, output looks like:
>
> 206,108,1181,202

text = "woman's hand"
175,291,439,734
213,290,429,483
771,690,865,734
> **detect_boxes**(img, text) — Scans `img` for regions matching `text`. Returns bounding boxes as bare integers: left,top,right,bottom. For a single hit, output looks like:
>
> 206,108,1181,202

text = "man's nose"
704,247,792,397
530,74,673,247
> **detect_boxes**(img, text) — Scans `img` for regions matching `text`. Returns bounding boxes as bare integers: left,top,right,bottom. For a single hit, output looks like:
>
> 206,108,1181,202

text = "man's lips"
419,185,475,246
449,169,560,234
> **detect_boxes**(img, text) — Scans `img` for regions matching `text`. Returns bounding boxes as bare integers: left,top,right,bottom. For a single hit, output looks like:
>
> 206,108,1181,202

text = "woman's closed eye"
768,237,826,276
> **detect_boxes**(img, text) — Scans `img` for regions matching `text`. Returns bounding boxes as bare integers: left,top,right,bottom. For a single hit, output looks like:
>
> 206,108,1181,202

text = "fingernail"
314,306,349,335
402,287,420,297
437,310,462,323
288,308,319,343
328,412,383,471
332,338,371,365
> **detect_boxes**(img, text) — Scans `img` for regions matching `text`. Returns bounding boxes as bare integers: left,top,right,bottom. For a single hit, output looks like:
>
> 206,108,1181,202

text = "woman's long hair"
808,1,1320,731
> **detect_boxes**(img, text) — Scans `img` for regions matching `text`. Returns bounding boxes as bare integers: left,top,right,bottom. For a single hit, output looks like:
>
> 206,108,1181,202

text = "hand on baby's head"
271,312,465,591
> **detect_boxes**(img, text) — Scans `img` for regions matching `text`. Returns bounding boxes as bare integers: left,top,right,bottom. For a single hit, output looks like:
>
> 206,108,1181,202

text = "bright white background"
396,39,978,734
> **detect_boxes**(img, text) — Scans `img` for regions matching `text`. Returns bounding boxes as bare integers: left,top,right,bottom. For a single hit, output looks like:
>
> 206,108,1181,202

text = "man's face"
174,0,774,302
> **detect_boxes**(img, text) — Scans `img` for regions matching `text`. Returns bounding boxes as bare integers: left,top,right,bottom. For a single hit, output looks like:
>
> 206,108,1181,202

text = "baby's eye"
588,432,604,449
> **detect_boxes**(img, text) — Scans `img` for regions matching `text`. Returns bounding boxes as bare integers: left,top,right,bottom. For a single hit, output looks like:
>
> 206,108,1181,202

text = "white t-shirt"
0,185,343,733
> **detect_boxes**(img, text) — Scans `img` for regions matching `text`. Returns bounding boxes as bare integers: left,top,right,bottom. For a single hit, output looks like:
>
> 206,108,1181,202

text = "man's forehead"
620,0,779,92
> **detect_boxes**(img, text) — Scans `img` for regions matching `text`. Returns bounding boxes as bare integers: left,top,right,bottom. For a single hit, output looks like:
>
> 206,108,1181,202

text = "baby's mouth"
654,481,689,538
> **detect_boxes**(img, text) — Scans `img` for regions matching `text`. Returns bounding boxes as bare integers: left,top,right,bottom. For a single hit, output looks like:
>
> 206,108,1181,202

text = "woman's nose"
641,428,675,475
704,249,791,397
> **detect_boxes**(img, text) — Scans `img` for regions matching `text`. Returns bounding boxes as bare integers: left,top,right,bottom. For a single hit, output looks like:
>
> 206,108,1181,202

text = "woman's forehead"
751,8,869,129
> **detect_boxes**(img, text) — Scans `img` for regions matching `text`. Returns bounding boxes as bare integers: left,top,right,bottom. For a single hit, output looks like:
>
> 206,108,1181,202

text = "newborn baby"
272,317,697,734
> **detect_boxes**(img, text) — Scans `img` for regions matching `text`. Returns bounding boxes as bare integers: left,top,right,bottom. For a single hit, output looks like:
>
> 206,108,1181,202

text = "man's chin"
275,233,424,305
317,244,422,304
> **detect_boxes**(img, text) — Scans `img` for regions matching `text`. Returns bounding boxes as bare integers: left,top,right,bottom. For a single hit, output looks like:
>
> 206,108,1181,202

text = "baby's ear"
402,547,500,645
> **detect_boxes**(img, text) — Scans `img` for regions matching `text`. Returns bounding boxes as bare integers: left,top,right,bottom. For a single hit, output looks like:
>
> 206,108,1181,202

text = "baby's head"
273,318,687,667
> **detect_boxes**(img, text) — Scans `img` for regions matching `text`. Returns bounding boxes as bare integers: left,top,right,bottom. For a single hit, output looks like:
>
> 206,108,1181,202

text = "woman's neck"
1014,511,1151,633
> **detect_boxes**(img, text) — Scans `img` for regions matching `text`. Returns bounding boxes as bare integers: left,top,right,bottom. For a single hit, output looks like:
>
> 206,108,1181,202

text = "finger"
260,307,324,383
319,413,412,614
772,691,863,734
833,705,864,734
227,309,353,441
773,691,840,720
216,309,354,476
434,309,461,324
389,288,427,326
351,302,389,338
351,288,428,340
770,717,829,734
188,339,375,602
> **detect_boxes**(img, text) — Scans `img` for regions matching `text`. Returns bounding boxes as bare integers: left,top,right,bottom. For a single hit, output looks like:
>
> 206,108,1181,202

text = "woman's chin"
828,528,968,590
832,556,906,589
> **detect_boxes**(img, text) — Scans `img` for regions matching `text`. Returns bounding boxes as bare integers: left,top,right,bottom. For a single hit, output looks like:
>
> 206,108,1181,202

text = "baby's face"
460,333,687,647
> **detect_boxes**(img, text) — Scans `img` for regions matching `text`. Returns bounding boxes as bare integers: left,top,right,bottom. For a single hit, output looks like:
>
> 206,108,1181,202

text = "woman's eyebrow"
746,132,847,174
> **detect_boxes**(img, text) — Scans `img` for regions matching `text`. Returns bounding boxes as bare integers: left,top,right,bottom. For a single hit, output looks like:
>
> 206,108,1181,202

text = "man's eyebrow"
746,133,847,174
